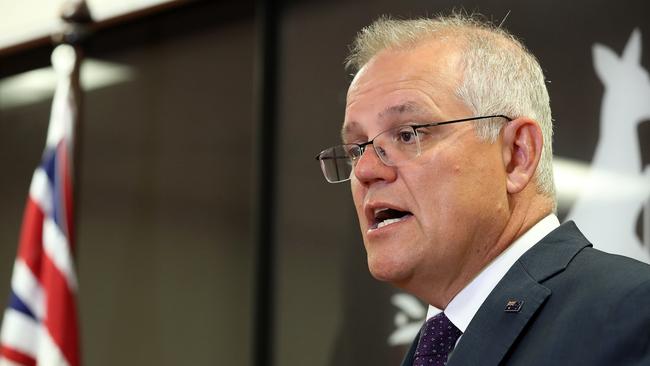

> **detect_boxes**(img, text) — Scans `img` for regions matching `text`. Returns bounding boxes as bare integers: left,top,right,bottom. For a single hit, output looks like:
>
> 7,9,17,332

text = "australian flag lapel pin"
504,299,524,313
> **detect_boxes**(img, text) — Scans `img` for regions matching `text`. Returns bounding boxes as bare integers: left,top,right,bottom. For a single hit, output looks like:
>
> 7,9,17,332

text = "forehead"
343,40,467,136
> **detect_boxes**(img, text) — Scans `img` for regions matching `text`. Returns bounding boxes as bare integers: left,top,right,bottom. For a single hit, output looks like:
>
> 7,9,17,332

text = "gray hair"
346,14,556,204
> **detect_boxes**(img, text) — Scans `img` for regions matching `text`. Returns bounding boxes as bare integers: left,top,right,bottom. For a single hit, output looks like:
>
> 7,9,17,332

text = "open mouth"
371,208,413,230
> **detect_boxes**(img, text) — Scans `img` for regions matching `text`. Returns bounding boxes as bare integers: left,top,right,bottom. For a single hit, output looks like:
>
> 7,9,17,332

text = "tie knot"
413,312,462,366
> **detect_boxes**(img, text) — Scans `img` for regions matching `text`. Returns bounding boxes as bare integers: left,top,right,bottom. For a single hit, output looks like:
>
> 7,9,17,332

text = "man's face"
343,41,509,299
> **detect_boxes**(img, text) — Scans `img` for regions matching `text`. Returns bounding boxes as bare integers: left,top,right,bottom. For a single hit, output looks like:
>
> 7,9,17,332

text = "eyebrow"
378,101,428,119
341,101,430,142
340,122,357,142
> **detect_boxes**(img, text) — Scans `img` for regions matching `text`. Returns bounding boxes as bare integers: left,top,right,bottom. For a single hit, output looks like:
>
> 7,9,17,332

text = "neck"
489,194,551,260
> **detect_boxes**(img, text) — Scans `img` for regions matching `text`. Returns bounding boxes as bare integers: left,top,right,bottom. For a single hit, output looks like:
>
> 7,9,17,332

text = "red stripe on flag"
41,254,80,366
0,344,37,366
17,198,45,276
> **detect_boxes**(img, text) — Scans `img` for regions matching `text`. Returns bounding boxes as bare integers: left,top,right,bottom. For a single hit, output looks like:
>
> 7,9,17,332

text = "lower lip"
367,214,413,236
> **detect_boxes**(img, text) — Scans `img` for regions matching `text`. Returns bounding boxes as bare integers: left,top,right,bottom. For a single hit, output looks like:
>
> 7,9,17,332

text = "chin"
366,253,412,284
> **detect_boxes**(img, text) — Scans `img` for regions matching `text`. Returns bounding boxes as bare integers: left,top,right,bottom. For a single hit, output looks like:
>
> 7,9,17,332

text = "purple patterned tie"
413,312,462,366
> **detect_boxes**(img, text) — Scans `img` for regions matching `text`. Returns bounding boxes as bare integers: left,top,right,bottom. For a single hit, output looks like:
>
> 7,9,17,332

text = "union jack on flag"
0,44,81,366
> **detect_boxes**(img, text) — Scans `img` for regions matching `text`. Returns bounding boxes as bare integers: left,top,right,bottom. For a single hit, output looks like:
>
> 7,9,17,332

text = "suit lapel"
447,222,590,366
447,261,550,365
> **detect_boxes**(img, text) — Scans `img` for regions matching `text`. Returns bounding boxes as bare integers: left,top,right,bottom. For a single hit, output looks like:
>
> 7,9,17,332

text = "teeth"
376,217,403,229
374,207,389,216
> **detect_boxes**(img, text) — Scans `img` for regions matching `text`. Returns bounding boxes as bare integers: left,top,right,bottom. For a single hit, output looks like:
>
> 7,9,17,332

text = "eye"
344,144,361,158
395,127,417,144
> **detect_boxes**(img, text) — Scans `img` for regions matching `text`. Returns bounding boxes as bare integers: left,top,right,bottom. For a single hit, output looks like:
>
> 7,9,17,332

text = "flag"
0,44,81,366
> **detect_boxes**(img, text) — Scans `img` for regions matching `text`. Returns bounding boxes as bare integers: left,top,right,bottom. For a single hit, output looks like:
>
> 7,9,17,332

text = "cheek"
350,179,363,204
409,148,502,224
409,153,463,205
403,162,457,238
350,180,366,219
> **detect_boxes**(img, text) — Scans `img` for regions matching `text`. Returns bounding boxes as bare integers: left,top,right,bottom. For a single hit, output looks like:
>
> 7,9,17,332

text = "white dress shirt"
426,214,560,333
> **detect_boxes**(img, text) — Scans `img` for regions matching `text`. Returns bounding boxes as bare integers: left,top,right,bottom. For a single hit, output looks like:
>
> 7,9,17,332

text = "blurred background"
0,0,648,365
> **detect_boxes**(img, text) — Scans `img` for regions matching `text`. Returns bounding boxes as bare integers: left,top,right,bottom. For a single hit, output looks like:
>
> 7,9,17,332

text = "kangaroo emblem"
566,29,650,263
387,293,426,346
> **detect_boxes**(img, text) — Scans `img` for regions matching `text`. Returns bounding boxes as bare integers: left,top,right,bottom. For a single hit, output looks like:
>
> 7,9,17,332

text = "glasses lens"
318,145,357,183
373,125,421,166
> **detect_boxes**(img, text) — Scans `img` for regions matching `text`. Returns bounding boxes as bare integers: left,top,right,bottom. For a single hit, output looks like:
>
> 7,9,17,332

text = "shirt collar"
425,214,560,332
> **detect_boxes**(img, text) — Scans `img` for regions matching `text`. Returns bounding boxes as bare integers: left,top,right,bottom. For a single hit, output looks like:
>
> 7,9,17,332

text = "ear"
593,43,620,83
622,28,642,64
501,118,544,194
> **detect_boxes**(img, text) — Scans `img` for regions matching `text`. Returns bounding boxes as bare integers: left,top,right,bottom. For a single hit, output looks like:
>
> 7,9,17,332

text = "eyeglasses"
315,115,512,183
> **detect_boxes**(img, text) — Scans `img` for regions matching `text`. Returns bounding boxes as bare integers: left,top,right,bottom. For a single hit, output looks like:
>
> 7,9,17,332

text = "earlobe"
501,118,543,194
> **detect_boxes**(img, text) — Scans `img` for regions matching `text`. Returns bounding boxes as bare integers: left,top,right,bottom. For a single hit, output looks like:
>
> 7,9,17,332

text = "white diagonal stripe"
37,327,70,366
42,218,77,291
11,259,45,320
29,168,53,216
0,309,39,357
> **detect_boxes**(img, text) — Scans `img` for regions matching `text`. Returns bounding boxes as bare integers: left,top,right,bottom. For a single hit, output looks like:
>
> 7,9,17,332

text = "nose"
353,145,397,184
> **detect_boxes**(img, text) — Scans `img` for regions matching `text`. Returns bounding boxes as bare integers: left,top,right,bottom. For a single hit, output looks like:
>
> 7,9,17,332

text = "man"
316,14,650,366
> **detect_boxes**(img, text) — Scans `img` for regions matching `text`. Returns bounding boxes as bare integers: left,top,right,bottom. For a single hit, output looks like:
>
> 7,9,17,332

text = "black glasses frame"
315,114,512,162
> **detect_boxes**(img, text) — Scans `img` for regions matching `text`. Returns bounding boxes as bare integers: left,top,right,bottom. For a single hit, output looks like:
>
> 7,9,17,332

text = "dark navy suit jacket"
401,221,650,366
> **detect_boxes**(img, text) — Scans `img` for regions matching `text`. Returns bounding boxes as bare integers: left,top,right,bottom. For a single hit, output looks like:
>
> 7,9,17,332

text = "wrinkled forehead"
342,40,467,138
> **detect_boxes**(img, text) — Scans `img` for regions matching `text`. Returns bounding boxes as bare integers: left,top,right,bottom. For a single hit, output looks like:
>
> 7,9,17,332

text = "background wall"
1,0,649,365
1,3,256,365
